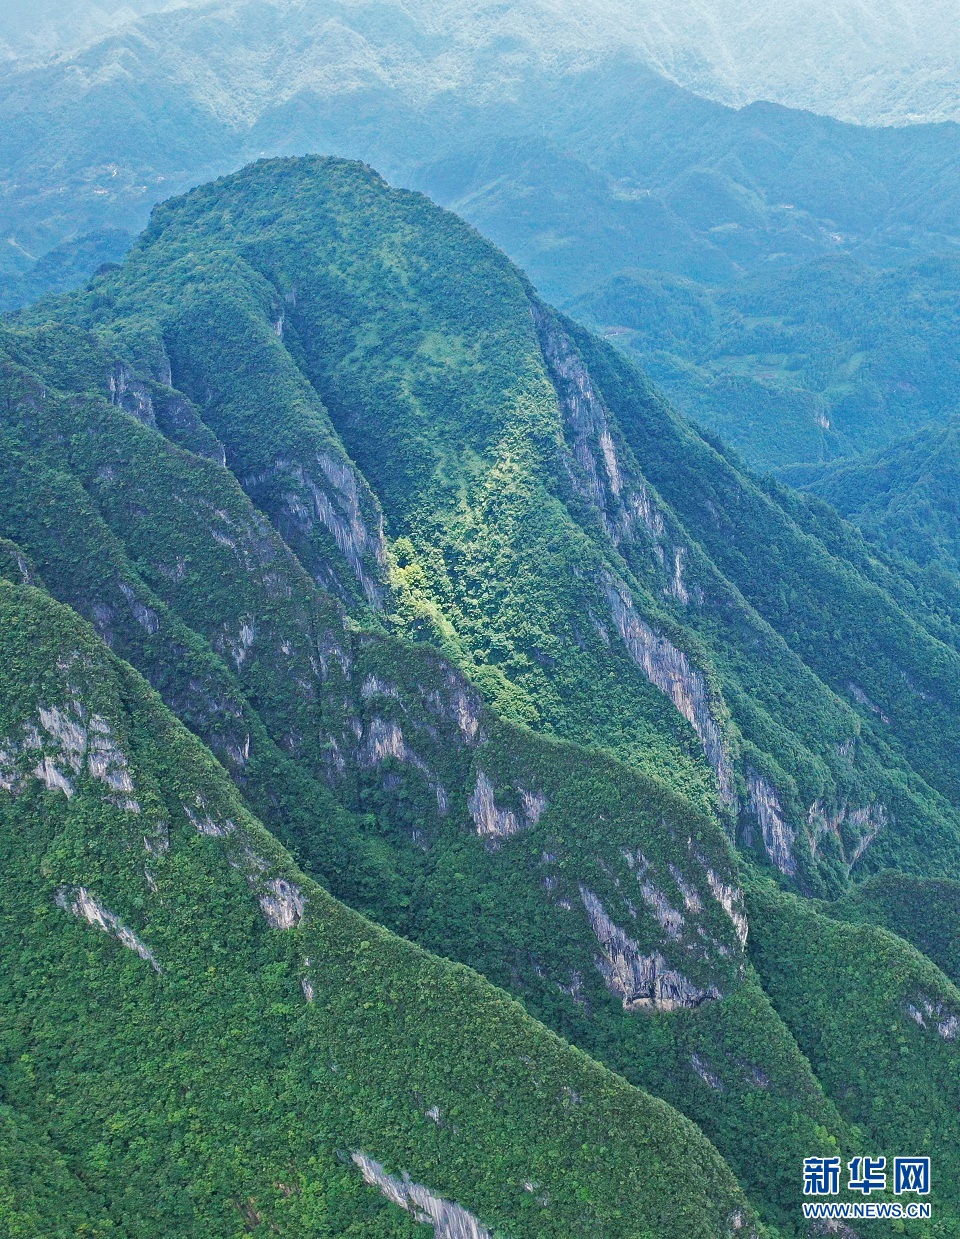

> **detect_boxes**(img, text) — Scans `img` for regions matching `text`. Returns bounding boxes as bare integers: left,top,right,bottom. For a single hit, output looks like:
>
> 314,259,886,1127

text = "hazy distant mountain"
4,0,960,279
603,0,960,126
0,0,190,61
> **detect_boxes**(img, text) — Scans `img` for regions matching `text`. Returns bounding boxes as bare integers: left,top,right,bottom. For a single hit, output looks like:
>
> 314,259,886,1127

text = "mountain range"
2,0,960,501
4,0,960,126
2,154,959,1235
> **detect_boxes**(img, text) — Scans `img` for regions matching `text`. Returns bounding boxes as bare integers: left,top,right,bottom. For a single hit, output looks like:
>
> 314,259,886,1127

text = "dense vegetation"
0,577,759,1236
793,416,960,575
2,155,959,1234
571,256,960,472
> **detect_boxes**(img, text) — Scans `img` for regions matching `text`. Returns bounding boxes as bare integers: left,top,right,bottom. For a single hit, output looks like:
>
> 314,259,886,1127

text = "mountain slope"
4,155,960,1231
0,307,851,1233
0,569,762,1238
23,155,960,885
794,416,960,574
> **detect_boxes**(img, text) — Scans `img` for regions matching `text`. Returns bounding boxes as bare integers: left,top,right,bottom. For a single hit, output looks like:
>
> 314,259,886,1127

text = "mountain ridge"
3,154,960,1233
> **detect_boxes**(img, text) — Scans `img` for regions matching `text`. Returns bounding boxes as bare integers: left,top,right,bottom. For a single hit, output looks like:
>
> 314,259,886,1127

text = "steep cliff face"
352,1153,493,1239
246,450,388,608
536,305,696,611
580,886,723,1011
745,773,796,878
605,576,735,804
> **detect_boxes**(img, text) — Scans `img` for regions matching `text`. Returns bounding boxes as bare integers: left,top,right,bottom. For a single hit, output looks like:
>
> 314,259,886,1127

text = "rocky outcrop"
520,788,548,826
579,887,721,1011
638,878,685,940
425,676,484,744
846,806,887,867
905,997,959,1041
360,717,414,766
745,772,796,877
182,798,235,838
351,1153,491,1239
0,701,140,812
605,579,735,803
109,362,155,428
358,717,449,815
258,877,305,929
467,770,547,842
232,843,308,930
118,583,159,635
691,1054,724,1090
0,745,24,794
0,540,35,586
535,308,696,604
702,865,749,947
807,800,887,869
250,452,387,606
468,770,520,840
55,885,160,971
668,863,704,913
848,682,890,725
668,546,691,605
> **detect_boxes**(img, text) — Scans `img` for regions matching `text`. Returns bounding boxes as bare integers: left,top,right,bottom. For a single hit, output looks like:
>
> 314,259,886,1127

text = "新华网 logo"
803,1155,931,1196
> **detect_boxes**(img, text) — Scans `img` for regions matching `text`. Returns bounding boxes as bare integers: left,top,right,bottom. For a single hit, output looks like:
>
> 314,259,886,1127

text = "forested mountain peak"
2,154,960,1233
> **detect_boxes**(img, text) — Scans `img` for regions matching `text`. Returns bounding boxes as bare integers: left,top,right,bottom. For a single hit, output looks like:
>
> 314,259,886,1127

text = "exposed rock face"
521,789,548,826
668,546,691,605
182,799,235,837
0,746,24,793
0,701,140,812
358,717,449,815
467,770,547,842
702,865,749,947
109,362,155,428
848,681,890,725
745,772,796,877
638,878,685,940
118,583,159,635
669,863,704,913
254,452,387,606
351,1152,491,1239
535,308,695,604
691,1053,724,1090
536,307,625,525
0,542,35,585
906,997,960,1041
55,885,160,971
258,878,305,929
361,674,401,701
361,717,416,767
420,674,484,744
605,579,735,803
807,799,887,869
846,806,887,867
579,887,721,1011
468,770,520,840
